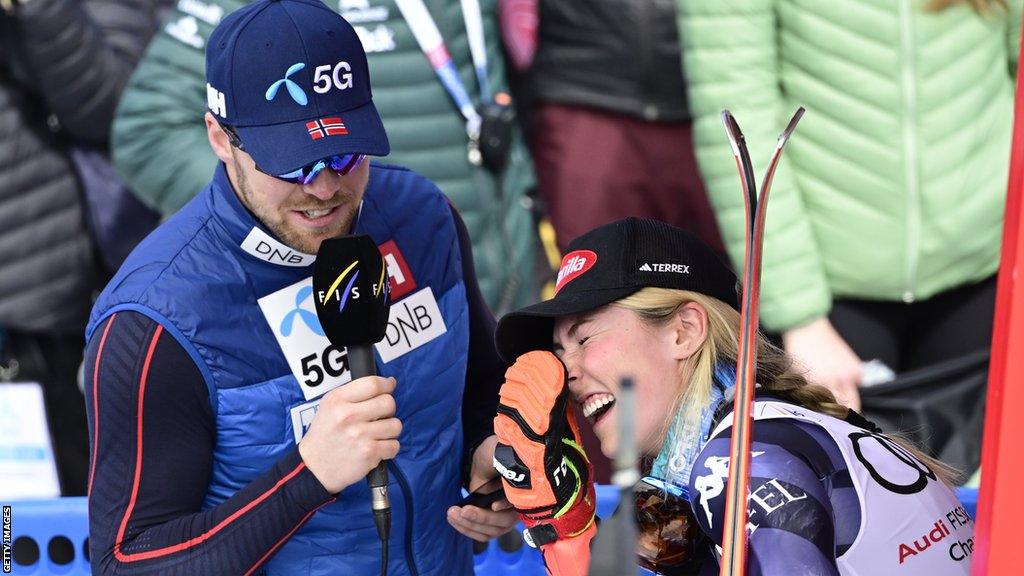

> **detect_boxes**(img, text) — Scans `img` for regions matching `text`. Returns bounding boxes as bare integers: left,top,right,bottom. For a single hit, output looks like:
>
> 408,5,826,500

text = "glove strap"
520,474,597,544
523,523,559,548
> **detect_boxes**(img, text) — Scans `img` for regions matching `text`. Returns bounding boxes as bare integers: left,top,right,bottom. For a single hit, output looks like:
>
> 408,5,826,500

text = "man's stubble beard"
231,152,355,254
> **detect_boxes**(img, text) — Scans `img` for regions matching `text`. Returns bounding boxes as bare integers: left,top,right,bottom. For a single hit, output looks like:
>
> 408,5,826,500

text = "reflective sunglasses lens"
275,167,308,183
329,154,366,175
276,154,366,184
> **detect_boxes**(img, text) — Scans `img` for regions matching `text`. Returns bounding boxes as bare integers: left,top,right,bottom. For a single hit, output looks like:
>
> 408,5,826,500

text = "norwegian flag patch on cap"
306,117,349,140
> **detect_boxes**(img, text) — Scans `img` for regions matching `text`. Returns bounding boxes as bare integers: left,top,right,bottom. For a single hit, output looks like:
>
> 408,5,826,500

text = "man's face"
220,134,370,254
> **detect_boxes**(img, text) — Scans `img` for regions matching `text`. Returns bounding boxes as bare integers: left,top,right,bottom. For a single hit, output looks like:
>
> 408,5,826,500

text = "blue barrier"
5,488,621,576
4,486,983,575
7,498,90,575
956,487,978,519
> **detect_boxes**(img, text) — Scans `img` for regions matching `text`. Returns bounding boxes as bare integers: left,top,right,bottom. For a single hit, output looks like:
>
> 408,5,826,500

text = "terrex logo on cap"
555,250,597,294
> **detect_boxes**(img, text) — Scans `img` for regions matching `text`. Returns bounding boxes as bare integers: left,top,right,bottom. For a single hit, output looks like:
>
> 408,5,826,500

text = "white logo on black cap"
207,83,227,118
640,263,691,274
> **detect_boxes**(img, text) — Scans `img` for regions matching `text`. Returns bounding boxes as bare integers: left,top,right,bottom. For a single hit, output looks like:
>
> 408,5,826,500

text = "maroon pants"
531,103,724,253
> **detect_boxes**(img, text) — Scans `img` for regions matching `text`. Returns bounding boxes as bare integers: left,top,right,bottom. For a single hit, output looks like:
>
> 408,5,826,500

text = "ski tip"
721,109,744,154
721,110,736,135
779,107,806,140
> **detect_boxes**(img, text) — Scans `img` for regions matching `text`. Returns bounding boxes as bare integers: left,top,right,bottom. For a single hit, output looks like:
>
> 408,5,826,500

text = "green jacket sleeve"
676,0,831,332
111,1,236,215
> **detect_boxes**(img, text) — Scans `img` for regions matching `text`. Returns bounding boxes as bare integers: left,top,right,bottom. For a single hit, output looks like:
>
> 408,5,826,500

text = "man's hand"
447,435,518,542
297,376,402,494
783,316,863,411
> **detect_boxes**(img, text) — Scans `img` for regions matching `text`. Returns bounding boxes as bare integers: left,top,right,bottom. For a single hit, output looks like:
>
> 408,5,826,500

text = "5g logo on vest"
259,278,352,401
299,344,349,388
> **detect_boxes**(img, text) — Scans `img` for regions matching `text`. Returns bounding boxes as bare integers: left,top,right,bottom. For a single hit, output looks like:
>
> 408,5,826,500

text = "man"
112,0,538,317
84,1,516,574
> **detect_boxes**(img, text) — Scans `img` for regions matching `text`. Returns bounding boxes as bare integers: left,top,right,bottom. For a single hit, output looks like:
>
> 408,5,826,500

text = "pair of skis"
717,107,805,576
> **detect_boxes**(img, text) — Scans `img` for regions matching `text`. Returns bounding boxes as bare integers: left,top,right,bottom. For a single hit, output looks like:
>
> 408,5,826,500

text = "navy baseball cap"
205,0,389,175
495,218,739,363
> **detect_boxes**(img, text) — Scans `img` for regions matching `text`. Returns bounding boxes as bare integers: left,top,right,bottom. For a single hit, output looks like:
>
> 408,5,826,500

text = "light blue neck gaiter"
650,362,737,488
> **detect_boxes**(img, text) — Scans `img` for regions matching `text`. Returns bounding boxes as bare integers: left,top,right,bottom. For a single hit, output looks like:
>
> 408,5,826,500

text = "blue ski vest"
87,163,472,575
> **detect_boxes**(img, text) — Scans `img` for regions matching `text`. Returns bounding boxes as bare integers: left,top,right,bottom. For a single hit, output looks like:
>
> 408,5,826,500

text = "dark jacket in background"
0,0,170,495
530,0,688,121
0,0,167,333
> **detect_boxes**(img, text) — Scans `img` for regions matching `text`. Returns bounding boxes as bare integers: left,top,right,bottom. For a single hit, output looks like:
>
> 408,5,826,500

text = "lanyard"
394,0,492,162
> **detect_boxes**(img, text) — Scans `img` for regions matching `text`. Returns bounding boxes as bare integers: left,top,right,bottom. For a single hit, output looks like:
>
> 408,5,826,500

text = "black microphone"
313,235,392,571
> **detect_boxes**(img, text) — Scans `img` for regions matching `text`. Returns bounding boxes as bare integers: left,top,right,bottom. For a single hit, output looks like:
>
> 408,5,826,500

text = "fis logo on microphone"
320,260,361,313
318,259,388,313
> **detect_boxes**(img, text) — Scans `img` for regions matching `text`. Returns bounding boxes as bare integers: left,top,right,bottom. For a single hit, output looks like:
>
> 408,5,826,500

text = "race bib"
259,280,448,400
259,277,352,401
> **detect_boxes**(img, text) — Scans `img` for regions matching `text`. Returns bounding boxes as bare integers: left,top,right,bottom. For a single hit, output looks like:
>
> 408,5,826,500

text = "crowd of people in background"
0,0,1017,497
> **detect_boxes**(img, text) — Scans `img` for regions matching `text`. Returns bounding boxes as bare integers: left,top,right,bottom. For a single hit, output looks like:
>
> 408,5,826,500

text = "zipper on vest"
898,0,921,303
387,461,421,576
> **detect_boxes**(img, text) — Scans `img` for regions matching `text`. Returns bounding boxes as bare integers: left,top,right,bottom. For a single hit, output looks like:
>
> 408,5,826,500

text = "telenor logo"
280,285,324,337
555,250,597,294
266,63,308,105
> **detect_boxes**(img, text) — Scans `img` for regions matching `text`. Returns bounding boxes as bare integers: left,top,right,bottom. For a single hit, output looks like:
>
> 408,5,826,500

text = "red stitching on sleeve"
87,313,118,497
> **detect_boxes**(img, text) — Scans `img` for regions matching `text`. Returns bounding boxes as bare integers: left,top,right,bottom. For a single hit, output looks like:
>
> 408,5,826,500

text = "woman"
495,217,970,575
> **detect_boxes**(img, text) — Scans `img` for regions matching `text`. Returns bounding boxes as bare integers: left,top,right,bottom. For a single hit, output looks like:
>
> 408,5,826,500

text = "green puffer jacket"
112,0,536,314
677,0,1020,331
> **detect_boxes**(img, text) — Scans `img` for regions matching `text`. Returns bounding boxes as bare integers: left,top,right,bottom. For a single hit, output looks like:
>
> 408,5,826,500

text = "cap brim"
235,99,390,175
495,286,638,364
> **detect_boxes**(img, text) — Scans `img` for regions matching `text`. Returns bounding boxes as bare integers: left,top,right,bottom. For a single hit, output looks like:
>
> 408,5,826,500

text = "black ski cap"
495,217,740,363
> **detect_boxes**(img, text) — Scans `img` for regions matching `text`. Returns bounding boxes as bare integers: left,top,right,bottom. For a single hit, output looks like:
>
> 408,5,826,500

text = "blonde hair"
614,287,958,486
926,0,1008,15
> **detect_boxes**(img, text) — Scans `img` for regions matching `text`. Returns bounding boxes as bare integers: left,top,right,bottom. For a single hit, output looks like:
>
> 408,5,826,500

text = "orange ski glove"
493,351,597,576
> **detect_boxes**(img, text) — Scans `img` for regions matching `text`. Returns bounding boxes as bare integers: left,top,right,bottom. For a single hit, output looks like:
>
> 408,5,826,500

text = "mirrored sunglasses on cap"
634,476,709,575
274,154,366,184
219,122,366,184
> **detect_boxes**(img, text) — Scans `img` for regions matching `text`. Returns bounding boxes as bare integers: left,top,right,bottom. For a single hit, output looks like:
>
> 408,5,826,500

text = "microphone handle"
348,345,377,380
348,345,390,516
